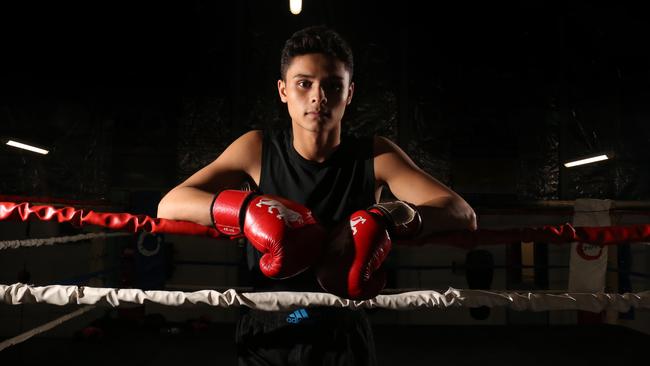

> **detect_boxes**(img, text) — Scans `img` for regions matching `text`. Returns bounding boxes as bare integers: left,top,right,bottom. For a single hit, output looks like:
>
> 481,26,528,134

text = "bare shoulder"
230,129,263,152
223,129,262,156
373,136,412,159
222,129,263,178
178,130,263,190
237,129,264,144
373,136,418,183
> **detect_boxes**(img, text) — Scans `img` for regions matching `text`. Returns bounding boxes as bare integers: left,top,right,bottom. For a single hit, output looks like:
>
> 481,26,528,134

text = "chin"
295,119,331,133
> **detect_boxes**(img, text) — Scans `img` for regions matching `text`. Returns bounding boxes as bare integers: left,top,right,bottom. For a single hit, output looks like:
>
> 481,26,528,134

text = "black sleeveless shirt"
246,128,376,291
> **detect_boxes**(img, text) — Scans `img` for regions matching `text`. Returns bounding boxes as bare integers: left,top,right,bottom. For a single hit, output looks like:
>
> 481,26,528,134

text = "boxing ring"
1,199,649,352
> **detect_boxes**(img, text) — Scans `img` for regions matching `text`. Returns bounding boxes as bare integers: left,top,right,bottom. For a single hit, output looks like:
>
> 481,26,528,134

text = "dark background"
2,2,650,362
2,0,649,207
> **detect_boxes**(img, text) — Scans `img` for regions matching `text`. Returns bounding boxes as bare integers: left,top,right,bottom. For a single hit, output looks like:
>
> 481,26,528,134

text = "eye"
325,82,343,93
297,80,312,89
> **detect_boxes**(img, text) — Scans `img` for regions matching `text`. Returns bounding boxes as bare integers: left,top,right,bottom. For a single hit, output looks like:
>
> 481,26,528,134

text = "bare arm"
373,136,477,236
157,130,262,226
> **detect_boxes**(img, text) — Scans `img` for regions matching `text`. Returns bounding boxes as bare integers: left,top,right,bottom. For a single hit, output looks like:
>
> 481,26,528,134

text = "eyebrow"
292,74,344,81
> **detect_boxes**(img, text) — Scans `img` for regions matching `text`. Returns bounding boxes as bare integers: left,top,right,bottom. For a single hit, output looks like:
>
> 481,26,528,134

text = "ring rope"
0,201,224,238
0,232,131,250
3,201,650,248
2,283,648,312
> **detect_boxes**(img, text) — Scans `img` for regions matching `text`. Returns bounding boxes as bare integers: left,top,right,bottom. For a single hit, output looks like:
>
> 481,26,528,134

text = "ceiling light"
290,0,302,15
563,154,609,168
6,140,49,155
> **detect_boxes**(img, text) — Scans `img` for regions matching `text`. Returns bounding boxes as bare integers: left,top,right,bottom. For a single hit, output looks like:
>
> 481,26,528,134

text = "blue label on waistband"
286,308,309,324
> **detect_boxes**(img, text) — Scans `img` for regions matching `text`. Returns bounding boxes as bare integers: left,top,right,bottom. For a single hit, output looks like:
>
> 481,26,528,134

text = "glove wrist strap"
211,190,258,236
369,201,422,239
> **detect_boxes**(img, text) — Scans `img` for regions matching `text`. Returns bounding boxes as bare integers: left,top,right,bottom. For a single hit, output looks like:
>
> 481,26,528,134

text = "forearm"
157,186,215,226
417,196,477,237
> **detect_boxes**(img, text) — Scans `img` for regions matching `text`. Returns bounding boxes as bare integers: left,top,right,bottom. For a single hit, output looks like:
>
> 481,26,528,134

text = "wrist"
368,201,422,239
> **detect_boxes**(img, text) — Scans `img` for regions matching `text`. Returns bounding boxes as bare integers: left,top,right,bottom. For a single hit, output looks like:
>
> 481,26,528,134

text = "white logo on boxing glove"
349,215,367,236
256,198,305,226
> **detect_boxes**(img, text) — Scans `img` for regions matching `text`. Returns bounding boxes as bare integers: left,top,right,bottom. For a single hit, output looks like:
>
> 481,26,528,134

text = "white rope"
0,305,95,352
0,232,131,250
2,283,649,312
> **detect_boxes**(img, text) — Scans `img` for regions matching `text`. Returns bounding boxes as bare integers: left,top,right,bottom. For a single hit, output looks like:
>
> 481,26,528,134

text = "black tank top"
246,128,376,291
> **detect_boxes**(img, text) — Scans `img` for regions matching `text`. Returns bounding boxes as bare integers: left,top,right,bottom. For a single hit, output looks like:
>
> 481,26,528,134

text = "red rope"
401,223,650,248
2,201,649,247
0,201,223,239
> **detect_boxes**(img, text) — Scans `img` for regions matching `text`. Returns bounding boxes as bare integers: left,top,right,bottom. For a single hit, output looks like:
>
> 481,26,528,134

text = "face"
278,53,354,134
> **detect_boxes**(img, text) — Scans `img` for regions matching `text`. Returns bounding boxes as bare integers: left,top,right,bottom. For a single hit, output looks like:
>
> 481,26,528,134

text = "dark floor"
4,322,648,365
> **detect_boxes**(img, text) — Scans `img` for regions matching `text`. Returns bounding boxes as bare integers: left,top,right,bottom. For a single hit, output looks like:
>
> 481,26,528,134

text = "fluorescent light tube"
6,140,49,155
564,154,608,168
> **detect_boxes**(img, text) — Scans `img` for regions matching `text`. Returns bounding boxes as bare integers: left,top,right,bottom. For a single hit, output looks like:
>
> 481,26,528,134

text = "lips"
306,110,330,118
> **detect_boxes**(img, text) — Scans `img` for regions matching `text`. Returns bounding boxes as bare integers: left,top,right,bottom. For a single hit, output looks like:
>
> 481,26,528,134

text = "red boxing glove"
211,190,325,279
316,209,392,300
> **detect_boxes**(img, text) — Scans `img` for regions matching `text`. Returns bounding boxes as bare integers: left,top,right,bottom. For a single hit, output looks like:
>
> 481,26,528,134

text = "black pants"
236,307,377,366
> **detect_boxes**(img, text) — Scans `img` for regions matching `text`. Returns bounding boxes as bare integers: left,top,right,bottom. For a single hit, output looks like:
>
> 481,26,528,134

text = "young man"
158,26,476,365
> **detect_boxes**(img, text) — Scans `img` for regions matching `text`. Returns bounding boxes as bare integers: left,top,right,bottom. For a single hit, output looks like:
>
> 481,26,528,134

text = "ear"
346,81,355,105
278,79,288,103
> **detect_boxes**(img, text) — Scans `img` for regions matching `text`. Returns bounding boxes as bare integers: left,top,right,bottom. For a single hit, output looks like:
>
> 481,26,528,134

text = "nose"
310,85,327,105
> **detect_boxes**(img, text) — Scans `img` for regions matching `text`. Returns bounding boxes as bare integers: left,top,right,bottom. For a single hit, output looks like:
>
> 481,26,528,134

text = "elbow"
157,195,173,219
452,197,477,231
156,203,167,219
465,208,478,231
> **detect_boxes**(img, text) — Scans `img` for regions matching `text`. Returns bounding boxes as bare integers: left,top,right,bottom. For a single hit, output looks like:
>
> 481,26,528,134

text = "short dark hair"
280,25,353,82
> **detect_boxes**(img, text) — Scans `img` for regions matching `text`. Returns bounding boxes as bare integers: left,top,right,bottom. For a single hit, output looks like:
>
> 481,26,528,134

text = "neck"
292,125,341,163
